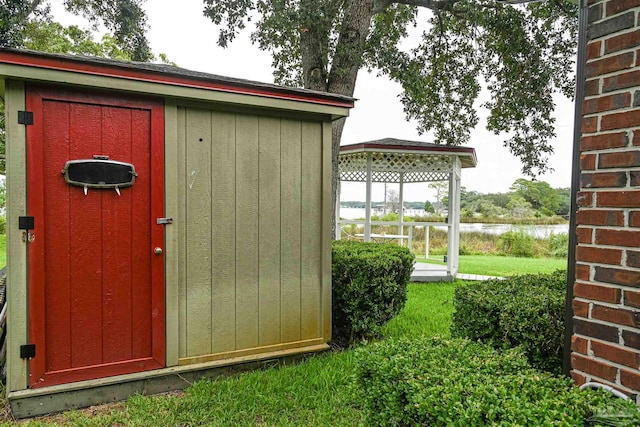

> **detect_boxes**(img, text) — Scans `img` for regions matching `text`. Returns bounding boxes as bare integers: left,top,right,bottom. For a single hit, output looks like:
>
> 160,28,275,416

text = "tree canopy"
0,0,152,60
203,0,577,178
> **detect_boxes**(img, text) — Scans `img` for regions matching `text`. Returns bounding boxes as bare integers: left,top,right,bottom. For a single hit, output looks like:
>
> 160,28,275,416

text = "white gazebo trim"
336,138,477,280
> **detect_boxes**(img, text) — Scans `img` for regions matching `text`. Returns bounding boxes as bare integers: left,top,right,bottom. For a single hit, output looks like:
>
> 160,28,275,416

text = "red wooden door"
26,86,165,388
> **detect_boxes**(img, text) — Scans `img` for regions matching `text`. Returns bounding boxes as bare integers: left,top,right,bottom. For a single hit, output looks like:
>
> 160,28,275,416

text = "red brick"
625,289,640,308
581,171,627,188
592,304,640,327
581,153,597,170
596,228,640,246
603,70,640,92
571,352,618,381
597,191,640,208
627,251,640,268
605,29,640,54
577,246,623,264
620,368,640,390
581,132,627,151
607,0,640,16
582,118,598,134
583,92,630,114
574,281,621,303
584,79,600,96
587,40,602,59
586,52,634,78
572,335,589,353
577,263,591,281
623,329,640,349
578,191,594,207
592,340,640,368
573,299,591,318
631,171,640,186
577,227,594,244
635,129,640,145
602,110,640,131
570,370,588,386
594,266,640,287
599,150,640,168
576,209,624,226
629,211,640,226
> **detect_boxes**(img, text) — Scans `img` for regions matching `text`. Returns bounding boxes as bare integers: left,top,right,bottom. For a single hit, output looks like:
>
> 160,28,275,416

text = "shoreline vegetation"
341,213,568,225
339,213,569,259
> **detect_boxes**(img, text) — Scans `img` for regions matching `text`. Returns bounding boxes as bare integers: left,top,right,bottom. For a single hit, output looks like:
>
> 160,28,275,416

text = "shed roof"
0,49,354,110
340,137,477,168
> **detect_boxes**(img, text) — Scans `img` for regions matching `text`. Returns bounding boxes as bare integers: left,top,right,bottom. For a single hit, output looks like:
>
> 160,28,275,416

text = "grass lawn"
416,254,566,277
2,282,457,426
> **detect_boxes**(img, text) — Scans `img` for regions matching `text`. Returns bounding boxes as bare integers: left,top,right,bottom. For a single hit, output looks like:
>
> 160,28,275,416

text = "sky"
50,0,577,203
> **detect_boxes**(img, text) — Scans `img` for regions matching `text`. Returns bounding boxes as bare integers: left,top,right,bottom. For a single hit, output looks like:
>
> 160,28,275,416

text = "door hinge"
17,111,34,125
20,344,36,359
157,217,173,225
18,216,34,230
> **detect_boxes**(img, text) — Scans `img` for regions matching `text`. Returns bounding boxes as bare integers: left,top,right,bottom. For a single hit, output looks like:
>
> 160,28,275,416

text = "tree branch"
374,0,459,14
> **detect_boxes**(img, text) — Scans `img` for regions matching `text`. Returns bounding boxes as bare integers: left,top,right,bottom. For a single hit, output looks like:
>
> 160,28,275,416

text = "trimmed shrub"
547,232,569,258
451,270,566,373
331,240,414,348
498,230,535,257
354,337,634,426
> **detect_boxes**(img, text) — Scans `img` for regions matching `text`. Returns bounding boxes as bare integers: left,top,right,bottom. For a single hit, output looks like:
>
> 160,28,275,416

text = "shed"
336,138,477,281
0,49,353,417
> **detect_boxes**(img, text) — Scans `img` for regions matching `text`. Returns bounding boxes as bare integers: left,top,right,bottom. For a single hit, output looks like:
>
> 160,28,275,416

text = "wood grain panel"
279,120,302,343
258,116,281,346
42,100,71,372
210,111,237,353
177,107,187,359
68,103,104,367
101,106,133,363
235,114,259,349
300,122,322,340
185,108,213,356
321,121,332,341
130,108,153,360
164,100,180,366
6,80,28,391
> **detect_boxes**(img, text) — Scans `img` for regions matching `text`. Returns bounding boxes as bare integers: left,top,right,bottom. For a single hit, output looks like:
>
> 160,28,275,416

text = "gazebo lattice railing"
336,138,477,279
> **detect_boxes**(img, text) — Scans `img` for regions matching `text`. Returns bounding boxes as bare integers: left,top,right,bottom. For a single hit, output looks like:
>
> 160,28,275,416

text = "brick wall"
572,0,640,400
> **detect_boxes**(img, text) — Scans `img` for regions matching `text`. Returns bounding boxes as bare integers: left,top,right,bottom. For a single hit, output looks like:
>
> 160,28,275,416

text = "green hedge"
331,240,414,348
451,270,566,373
354,337,636,426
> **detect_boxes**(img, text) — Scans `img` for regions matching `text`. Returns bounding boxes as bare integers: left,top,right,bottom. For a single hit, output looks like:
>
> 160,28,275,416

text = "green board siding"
177,107,327,360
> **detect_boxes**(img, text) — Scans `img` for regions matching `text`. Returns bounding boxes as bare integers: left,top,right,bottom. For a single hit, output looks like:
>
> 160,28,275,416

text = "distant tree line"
341,178,571,219
458,179,570,219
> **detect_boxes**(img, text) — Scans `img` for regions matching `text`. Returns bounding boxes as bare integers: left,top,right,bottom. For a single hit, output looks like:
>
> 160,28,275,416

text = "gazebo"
336,138,477,281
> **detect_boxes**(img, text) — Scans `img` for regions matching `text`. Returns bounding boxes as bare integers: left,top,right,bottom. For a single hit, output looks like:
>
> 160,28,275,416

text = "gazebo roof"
339,138,477,183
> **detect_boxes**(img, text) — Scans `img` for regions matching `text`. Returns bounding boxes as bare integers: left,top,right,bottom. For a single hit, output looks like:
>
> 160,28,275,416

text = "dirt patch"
1,390,186,425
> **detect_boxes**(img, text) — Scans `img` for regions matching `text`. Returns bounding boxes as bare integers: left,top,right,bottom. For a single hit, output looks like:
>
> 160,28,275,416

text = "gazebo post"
446,158,462,276
447,172,454,275
364,152,372,242
335,180,342,240
399,172,405,246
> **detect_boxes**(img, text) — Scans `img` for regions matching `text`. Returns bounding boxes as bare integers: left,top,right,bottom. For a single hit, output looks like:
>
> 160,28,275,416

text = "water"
338,208,568,238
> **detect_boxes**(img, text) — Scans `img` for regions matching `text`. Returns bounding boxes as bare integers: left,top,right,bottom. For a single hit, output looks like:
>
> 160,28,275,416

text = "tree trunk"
331,117,347,237
326,0,377,237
